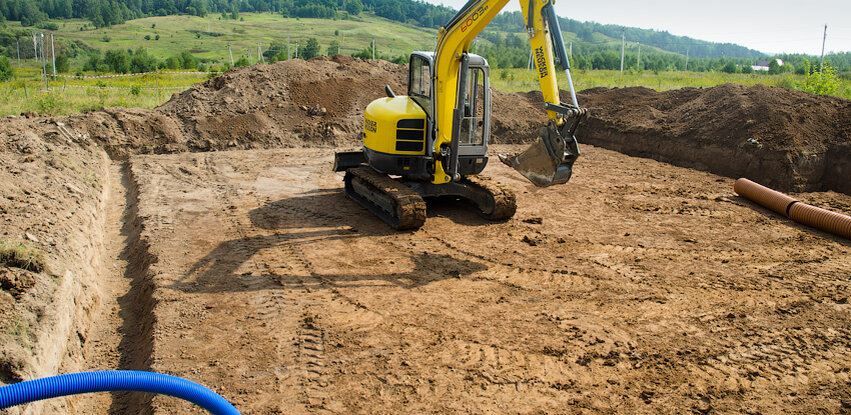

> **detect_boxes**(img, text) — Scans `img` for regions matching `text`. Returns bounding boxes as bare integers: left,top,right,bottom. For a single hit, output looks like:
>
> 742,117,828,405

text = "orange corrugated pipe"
733,178,851,240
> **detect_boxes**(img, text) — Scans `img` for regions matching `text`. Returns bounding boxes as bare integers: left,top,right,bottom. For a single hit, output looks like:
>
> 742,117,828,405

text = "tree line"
0,0,456,29
475,30,851,74
0,0,786,63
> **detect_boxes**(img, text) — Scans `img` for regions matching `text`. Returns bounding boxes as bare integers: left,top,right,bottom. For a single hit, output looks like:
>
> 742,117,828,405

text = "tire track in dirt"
201,154,352,413
129,148,851,414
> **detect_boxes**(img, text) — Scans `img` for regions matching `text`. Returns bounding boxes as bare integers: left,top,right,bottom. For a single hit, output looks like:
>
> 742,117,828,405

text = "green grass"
491,68,851,100
0,240,46,273
8,12,437,68
0,67,207,115
1,66,848,117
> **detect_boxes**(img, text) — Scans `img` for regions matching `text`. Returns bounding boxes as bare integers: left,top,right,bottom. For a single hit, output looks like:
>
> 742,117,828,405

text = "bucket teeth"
500,124,579,187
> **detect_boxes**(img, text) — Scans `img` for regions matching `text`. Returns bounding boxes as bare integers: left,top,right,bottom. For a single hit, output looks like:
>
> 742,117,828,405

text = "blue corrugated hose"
0,370,240,415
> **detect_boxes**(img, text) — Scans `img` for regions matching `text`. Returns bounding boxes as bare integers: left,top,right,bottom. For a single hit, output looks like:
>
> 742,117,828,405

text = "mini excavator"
333,0,587,229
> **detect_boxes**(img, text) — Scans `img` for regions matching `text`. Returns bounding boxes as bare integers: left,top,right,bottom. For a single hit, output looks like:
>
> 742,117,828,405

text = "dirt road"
120,144,851,414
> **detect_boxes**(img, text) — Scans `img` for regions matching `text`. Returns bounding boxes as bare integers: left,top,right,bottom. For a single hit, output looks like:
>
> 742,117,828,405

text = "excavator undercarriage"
339,164,516,230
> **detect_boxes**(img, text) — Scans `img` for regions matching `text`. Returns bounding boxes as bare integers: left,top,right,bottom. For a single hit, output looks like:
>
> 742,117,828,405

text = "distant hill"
3,0,760,59
3,0,848,73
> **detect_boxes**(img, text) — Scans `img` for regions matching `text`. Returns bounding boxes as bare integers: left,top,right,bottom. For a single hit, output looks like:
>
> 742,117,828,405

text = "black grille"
395,141,424,152
397,119,425,129
396,129,424,141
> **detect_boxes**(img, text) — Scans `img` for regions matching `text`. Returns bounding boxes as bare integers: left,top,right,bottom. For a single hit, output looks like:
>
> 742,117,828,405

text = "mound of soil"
8,58,851,194
574,84,851,193
67,56,408,157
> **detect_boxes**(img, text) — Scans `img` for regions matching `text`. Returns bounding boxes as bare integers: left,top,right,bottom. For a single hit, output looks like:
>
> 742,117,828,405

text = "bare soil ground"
0,57,850,414
124,146,851,414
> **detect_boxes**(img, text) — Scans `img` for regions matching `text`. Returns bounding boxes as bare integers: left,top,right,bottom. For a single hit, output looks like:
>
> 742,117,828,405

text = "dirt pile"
68,56,408,157
574,84,851,193
48,58,851,194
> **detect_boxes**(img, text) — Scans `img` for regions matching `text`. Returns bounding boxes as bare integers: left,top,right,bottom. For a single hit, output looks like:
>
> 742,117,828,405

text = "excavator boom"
432,0,586,187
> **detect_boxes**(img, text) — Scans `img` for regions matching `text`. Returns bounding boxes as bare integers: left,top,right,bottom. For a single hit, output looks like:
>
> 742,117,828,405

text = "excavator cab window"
409,54,433,117
458,67,486,146
409,55,431,98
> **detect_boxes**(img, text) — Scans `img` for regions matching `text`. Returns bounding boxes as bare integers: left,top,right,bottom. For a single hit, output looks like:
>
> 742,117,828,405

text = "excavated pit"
0,56,849,414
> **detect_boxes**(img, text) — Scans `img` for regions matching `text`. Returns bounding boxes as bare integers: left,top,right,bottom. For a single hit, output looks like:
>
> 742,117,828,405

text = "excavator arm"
431,0,586,187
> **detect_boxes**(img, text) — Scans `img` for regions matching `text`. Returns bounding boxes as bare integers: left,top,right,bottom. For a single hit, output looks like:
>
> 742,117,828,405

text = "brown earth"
0,57,849,414
129,146,851,414
574,84,851,194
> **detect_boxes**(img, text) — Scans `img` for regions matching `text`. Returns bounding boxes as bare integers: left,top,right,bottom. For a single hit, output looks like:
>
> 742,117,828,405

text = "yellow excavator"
333,0,587,229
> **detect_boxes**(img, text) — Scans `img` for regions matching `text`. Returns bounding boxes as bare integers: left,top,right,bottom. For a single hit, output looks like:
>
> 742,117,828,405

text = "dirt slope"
0,118,111,413
575,84,851,193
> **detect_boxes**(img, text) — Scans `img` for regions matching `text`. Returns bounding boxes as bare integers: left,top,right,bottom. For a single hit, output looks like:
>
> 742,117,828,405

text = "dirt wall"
0,120,111,413
573,84,851,193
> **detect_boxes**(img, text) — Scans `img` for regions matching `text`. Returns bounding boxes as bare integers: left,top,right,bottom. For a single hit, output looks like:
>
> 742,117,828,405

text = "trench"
75,161,158,414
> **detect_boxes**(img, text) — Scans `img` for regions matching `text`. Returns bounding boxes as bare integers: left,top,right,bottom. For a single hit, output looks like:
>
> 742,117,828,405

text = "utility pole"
16,40,20,65
371,38,375,60
51,34,56,76
32,33,37,62
820,24,827,72
637,42,640,69
258,42,263,63
685,48,689,71
568,41,572,57
287,29,290,60
295,43,298,59
40,33,48,89
621,29,626,73
227,43,234,66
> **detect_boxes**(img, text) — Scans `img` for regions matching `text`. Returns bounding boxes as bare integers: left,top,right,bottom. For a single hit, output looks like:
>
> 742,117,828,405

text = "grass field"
0,67,207,116
7,12,438,68
3,65,847,118
492,68,851,99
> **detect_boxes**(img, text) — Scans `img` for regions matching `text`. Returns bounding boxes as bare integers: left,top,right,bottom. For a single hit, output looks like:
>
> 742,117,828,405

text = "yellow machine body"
363,97,428,156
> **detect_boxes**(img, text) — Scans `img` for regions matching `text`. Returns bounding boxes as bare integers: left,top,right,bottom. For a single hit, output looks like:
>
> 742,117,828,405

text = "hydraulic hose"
734,178,851,239
0,371,240,415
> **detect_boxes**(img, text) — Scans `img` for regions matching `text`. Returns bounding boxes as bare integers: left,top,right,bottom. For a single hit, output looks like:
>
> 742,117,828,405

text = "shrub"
721,62,738,74
130,84,142,96
800,59,840,95
326,40,340,56
178,50,197,69
301,38,320,59
55,55,70,73
0,240,46,273
0,57,12,82
38,22,59,30
144,35,151,40
35,92,62,114
346,0,363,15
234,56,249,67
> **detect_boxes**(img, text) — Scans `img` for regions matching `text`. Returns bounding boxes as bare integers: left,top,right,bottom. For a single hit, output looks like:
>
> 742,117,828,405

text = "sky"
421,0,851,55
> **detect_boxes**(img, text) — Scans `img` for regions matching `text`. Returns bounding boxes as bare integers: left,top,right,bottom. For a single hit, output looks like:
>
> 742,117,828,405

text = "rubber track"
344,167,426,230
464,175,517,220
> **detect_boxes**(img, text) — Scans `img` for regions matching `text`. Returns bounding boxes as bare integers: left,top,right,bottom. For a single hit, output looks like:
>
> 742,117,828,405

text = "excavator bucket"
499,121,580,187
